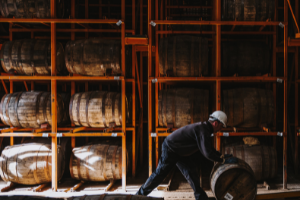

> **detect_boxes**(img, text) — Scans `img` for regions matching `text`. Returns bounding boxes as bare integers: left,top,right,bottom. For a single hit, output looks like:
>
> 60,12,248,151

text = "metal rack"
148,0,289,189
0,0,140,192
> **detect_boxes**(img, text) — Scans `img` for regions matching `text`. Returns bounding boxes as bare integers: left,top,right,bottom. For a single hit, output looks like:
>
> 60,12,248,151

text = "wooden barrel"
158,88,209,128
222,88,274,128
72,195,164,200
222,0,275,21
159,36,208,77
0,91,65,128
0,143,64,185
69,91,128,128
224,145,277,181
65,39,121,76
0,0,64,18
222,41,270,76
70,144,128,182
210,158,257,200
0,40,65,75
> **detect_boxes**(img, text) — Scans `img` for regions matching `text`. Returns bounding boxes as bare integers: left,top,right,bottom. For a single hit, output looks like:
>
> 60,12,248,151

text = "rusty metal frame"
148,0,289,191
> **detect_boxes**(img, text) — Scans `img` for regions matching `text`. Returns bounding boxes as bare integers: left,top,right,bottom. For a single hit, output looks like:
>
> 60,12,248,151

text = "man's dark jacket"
165,121,223,162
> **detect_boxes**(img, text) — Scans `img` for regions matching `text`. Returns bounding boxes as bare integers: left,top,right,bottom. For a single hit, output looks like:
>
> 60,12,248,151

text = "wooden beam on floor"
65,181,85,192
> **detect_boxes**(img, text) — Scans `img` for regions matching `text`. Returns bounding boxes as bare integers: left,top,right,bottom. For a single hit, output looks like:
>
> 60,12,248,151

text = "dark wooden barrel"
159,36,208,77
222,41,270,76
72,195,164,200
158,88,209,128
0,91,65,128
222,88,274,128
0,0,64,18
224,145,277,181
0,143,64,185
0,40,66,75
70,144,128,182
65,39,121,76
210,158,257,200
222,0,275,21
69,91,129,128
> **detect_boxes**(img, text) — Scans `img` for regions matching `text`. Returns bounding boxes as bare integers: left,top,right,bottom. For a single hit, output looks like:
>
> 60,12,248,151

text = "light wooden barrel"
210,158,257,200
70,144,127,182
224,145,277,181
159,36,208,77
0,0,64,18
65,39,121,76
158,88,209,128
0,143,64,185
222,0,275,21
0,40,65,75
222,41,270,76
222,88,274,128
72,195,164,200
69,91,128,128
0,91,65,128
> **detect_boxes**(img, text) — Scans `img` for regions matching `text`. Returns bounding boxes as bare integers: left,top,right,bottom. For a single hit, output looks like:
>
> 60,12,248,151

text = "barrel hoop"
2,146,11,182
102,145,110,180
80,42,86,75
7,41,13,73
4,0,9,18
119,93,122,125
199,38,202,76
102,92,108,127
77,146,84,180
13,0,18,16
190,91,194,124
69,153,75,179
233,146,236,157
15,144,24,184
33,145,43,184
35,92,44,126
69,94,75,125
44,148,50,181
76,93,84,126
260,145,265,180
85,145,93,181
126,195,132,200
85,92,92,127
0,94,8,125
30,40,37,75
241,145,245,161
98,194,106,200
111,146,118,180
5,93,14,127
118,147,122,179
0,150,6,182
172,91,176,126
42,93,51,124
44,41,51,74
64,43,71,73
16,40,24,74
111,93,117,124
0,1,5,17
172,37,176,76
190,37,194,76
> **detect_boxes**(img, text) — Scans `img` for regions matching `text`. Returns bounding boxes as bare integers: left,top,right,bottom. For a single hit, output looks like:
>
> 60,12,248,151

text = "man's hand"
224,157,238,164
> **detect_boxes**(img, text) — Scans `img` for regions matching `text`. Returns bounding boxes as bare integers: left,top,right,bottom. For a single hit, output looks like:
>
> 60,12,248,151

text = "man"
136,111,238,200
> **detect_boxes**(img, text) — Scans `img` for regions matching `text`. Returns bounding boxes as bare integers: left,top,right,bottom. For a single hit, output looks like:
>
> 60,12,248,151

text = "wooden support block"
1,182,16,192
65,181,85,192
166,168,175,191
40,123,51,129
70,126,87,133
33,183,49,192
105,179,115,191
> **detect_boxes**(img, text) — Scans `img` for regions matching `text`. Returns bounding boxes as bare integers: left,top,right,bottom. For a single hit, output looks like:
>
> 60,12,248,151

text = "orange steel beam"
31,81,34,90
125,37,148,45
135,54,142,107
135,45,155,52
148,0,153,177
283,0,288,190
0,19,122,23
149,76,285,82
23,81,28,91
10,28,135,33
151,20,287,26
1,80,8,94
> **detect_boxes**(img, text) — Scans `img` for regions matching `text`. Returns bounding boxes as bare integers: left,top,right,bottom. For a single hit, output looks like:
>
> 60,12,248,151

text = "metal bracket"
57,133,63,138
116,20,122,26
279,22,284,28
42,133,49,138
223,132,229,137
277,78,283,83
152,78,158,83
150,21,156,27
151,133,157,137
114,76,120,80
111,133,118,137
277,132,283,137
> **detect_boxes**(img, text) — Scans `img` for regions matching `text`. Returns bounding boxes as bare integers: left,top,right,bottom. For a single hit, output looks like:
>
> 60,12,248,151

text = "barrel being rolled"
224,145,277,181
210,159,257,200
65,39,121,76
69,91,128,128
72,195,164,200
159,36,208,77
222,41,270,76
0,0,64,18
0,143,64,185
222,88,274,128
70,144,127,182
158,88,209,128
0,40,65,75
222,0,275,21
0,91,65,128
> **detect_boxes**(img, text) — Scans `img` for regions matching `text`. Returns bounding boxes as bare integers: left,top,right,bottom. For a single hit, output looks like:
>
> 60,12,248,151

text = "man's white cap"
209,111,228,127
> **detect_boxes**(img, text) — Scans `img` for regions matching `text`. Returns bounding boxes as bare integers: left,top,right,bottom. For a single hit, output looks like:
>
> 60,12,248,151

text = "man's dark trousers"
136,141,208,200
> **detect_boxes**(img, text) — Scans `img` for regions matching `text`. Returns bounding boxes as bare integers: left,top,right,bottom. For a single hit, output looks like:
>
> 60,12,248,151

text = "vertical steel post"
155,0,159,168
295,0,299,176
132,45,136,177
9,81,13,146
71,0,76,149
